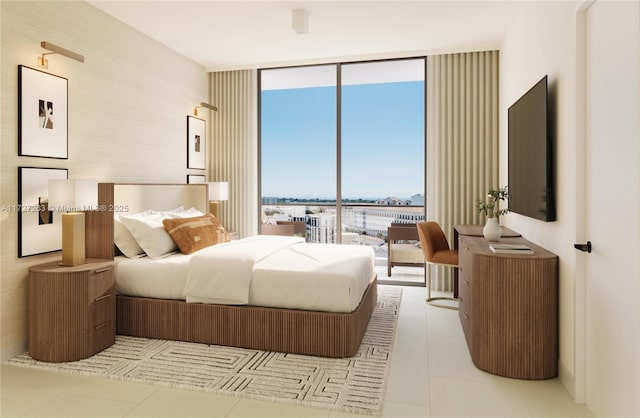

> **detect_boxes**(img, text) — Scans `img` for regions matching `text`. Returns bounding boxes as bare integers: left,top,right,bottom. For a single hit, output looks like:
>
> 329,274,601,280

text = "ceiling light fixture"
292,9,308,34
194,102,218,116
38,41,84,69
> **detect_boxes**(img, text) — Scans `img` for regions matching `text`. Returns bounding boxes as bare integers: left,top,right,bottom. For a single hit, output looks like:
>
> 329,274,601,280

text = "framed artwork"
187,115,206,169
18,65,68,159
187,174,206,184
18,167,68,257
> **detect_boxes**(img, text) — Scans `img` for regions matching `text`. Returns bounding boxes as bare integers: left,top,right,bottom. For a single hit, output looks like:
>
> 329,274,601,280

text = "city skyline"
261,193,424,204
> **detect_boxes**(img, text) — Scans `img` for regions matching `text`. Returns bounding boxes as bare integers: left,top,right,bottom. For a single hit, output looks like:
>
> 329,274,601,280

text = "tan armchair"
387,223,424,276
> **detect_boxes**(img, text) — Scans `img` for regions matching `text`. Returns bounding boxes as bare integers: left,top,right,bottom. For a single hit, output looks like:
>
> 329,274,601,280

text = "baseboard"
558,358,578,402
1,340,27,363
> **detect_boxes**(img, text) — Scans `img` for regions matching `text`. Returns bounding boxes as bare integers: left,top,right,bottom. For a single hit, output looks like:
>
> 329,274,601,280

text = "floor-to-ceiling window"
259,58,425,284
260,65,339,242
340,59,425,267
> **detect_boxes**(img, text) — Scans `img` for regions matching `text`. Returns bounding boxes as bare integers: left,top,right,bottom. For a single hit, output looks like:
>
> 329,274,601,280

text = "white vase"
483,217,501,241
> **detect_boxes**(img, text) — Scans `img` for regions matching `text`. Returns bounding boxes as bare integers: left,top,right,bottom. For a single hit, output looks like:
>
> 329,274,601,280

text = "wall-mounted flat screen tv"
508,75,555,221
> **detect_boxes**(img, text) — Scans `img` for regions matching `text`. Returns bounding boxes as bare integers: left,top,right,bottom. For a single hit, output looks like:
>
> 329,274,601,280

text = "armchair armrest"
387,225,419,241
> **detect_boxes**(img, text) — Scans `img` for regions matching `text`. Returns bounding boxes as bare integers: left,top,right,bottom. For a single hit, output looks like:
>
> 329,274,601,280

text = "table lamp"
207,182,228,218
48,179,98,266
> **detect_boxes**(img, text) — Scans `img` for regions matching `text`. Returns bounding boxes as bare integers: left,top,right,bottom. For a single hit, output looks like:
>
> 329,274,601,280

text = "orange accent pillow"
162,214,229,255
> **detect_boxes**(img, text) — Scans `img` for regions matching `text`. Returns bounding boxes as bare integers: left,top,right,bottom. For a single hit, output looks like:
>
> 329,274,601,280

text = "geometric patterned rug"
6,286,401,416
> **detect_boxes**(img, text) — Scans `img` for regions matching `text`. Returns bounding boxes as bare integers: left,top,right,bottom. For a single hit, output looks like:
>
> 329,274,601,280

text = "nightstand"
28,259,116,362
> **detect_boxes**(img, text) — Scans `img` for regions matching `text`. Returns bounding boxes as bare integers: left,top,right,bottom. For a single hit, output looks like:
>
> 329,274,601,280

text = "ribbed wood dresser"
457,234,558,379
28,259,116,362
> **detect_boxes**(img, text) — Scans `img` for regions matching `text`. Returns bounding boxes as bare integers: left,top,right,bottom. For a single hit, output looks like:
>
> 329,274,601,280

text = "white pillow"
114,214,146,258
172,207,205,218
119,211,177,259
164,206,185,214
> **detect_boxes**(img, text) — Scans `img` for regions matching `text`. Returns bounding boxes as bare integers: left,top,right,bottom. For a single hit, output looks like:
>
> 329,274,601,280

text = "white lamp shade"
207,182,229,201
48,179,98,211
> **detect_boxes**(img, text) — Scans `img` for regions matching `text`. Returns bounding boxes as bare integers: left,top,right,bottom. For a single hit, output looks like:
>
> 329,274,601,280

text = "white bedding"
115,252,192,300
115,235,375,313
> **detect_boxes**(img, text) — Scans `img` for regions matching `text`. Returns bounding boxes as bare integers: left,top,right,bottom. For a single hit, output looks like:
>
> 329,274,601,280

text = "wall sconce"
48,179,97,266
38,41,85,69
194,102,218,116
207,182,228,218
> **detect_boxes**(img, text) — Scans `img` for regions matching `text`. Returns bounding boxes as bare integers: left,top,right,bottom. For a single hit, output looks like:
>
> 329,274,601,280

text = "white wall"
500,1,580,397
0,1,209,360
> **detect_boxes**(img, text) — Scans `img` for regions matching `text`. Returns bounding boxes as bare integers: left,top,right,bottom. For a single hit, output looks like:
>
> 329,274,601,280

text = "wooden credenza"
457,234,558,379
28,259,116,362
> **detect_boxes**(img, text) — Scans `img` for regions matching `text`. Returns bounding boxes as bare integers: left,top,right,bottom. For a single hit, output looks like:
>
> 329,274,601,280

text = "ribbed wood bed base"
116,277,377,358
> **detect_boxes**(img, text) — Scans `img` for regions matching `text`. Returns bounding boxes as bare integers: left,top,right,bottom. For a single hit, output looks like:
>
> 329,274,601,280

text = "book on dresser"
489,243,535,254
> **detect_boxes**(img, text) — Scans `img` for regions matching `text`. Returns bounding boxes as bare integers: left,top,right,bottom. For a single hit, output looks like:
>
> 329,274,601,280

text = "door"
584,1,640,416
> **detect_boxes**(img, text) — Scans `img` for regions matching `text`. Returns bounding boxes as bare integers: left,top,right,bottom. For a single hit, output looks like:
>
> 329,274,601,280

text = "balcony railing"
260,203,425,284
260,203,424,245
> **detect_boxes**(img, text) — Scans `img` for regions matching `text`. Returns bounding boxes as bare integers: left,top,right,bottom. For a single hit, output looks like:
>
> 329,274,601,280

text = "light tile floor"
1,285,594,418
375,263,425,285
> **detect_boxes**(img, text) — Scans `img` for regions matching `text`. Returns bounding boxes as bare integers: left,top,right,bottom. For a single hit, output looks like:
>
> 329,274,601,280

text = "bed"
85,183,378,357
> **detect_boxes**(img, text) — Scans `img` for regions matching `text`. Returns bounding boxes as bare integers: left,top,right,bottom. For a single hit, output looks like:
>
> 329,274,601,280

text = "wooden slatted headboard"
85,183,208,260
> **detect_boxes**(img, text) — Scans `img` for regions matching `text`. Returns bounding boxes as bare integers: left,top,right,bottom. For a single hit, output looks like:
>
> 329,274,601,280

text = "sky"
261,75,424,200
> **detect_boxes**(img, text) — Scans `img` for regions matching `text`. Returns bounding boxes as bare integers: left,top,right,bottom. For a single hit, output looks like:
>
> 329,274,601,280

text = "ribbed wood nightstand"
28,259,116,362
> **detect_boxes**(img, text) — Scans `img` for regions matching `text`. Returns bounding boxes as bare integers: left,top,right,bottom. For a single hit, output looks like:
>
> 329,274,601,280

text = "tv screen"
508,76,555,221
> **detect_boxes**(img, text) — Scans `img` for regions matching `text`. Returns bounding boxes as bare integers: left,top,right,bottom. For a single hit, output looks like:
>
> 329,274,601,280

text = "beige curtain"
426,51,500,291
209,70,258,238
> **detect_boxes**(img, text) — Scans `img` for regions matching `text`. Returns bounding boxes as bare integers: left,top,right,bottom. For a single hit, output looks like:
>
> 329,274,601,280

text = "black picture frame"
18,65,68,159
187,115,206,169
18,166,68,257
187,174,206,184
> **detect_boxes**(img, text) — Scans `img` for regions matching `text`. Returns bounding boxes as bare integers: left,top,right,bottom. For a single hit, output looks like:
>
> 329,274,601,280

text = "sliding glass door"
260,65,338,242
340,59,425,246
259,58,425,283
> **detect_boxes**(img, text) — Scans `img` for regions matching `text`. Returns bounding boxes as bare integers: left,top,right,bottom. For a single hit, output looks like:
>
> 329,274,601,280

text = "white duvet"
184,235,305,305
116,235,375,313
